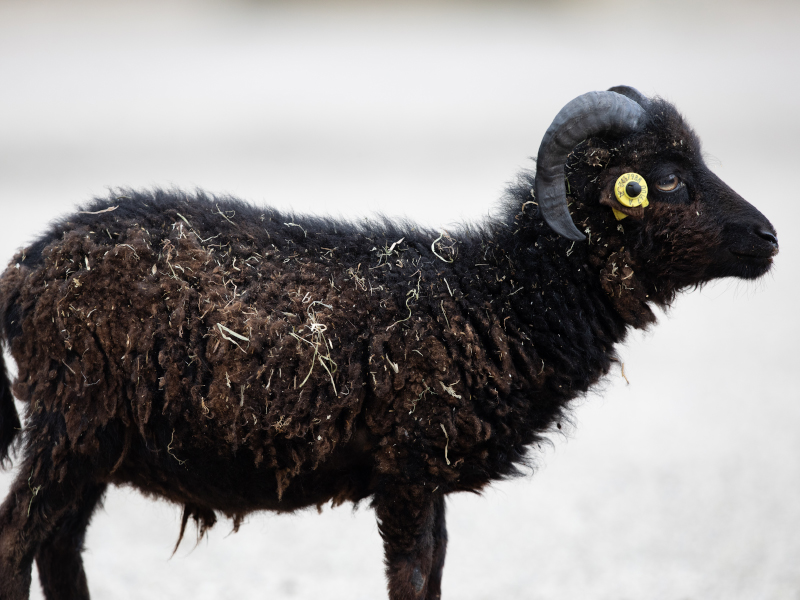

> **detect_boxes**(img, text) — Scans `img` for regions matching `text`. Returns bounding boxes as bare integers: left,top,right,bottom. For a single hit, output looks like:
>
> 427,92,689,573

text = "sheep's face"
578,99,778,303
635,158,777,283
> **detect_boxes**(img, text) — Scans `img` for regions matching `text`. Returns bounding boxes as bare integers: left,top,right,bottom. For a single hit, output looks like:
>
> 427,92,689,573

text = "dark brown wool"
0,92,777,600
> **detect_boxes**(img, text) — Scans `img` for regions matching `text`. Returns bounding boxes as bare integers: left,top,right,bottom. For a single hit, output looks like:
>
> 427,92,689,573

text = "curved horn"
535,90,647,241
607,85,649,107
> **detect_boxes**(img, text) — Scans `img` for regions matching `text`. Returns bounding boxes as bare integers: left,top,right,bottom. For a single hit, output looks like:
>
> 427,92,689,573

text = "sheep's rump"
0,193,403,490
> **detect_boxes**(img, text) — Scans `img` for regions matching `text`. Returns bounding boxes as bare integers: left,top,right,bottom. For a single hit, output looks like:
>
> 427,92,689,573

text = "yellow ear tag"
612,173,649,220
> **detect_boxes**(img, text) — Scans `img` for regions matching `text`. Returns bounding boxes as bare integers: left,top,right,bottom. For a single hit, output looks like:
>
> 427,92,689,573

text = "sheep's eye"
655,174,681,192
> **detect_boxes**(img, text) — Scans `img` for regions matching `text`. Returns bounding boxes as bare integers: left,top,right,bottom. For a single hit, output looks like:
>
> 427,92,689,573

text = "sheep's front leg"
374,486,447,600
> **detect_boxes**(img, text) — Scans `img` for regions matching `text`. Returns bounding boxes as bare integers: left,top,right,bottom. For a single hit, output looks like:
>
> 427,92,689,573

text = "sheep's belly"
111,428,376,514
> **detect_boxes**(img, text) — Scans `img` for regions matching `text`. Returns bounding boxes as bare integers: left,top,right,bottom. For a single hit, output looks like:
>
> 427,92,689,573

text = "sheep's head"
534,87,778,311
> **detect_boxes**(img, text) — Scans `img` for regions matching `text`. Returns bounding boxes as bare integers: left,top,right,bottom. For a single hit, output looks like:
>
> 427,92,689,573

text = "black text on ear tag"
613,173,649,220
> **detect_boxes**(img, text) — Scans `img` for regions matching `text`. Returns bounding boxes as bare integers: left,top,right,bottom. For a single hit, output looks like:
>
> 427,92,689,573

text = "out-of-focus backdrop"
1,0,798,598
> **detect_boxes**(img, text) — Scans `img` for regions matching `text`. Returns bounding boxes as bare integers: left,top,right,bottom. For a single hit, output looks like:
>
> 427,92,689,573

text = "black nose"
756,229,778,247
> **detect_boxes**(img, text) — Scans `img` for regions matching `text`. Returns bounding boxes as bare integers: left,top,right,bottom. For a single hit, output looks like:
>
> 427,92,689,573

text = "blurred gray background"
1,0,798,598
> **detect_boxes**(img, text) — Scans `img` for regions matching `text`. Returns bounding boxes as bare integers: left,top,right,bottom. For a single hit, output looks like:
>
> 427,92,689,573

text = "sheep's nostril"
756,229,779,249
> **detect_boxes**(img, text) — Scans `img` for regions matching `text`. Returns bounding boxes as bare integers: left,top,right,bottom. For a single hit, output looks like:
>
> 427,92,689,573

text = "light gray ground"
0,1,798,598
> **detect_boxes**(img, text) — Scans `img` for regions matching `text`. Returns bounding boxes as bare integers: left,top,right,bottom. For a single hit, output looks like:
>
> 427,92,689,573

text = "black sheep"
0,87,778,600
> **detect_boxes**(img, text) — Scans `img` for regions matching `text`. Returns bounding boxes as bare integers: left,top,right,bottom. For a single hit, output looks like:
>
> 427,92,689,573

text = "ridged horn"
535,90,647,241
607,85,649,107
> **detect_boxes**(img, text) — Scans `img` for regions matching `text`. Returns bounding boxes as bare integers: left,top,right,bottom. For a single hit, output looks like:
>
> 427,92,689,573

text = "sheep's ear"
535,90,647,241
610,173,649,220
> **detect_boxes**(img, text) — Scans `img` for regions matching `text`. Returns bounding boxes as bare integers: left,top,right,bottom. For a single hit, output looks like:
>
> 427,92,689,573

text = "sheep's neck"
451,218,648,394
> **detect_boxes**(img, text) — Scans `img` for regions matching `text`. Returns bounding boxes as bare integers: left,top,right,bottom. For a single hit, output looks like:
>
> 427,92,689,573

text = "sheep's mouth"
721,250,775,280
729,249,777,261
728,236,779,262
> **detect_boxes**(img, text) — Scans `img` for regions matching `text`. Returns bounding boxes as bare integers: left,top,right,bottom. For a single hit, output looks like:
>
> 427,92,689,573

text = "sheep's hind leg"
0,456,103,600
35,482,106,600
424,495,447,600
374,485,447,600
